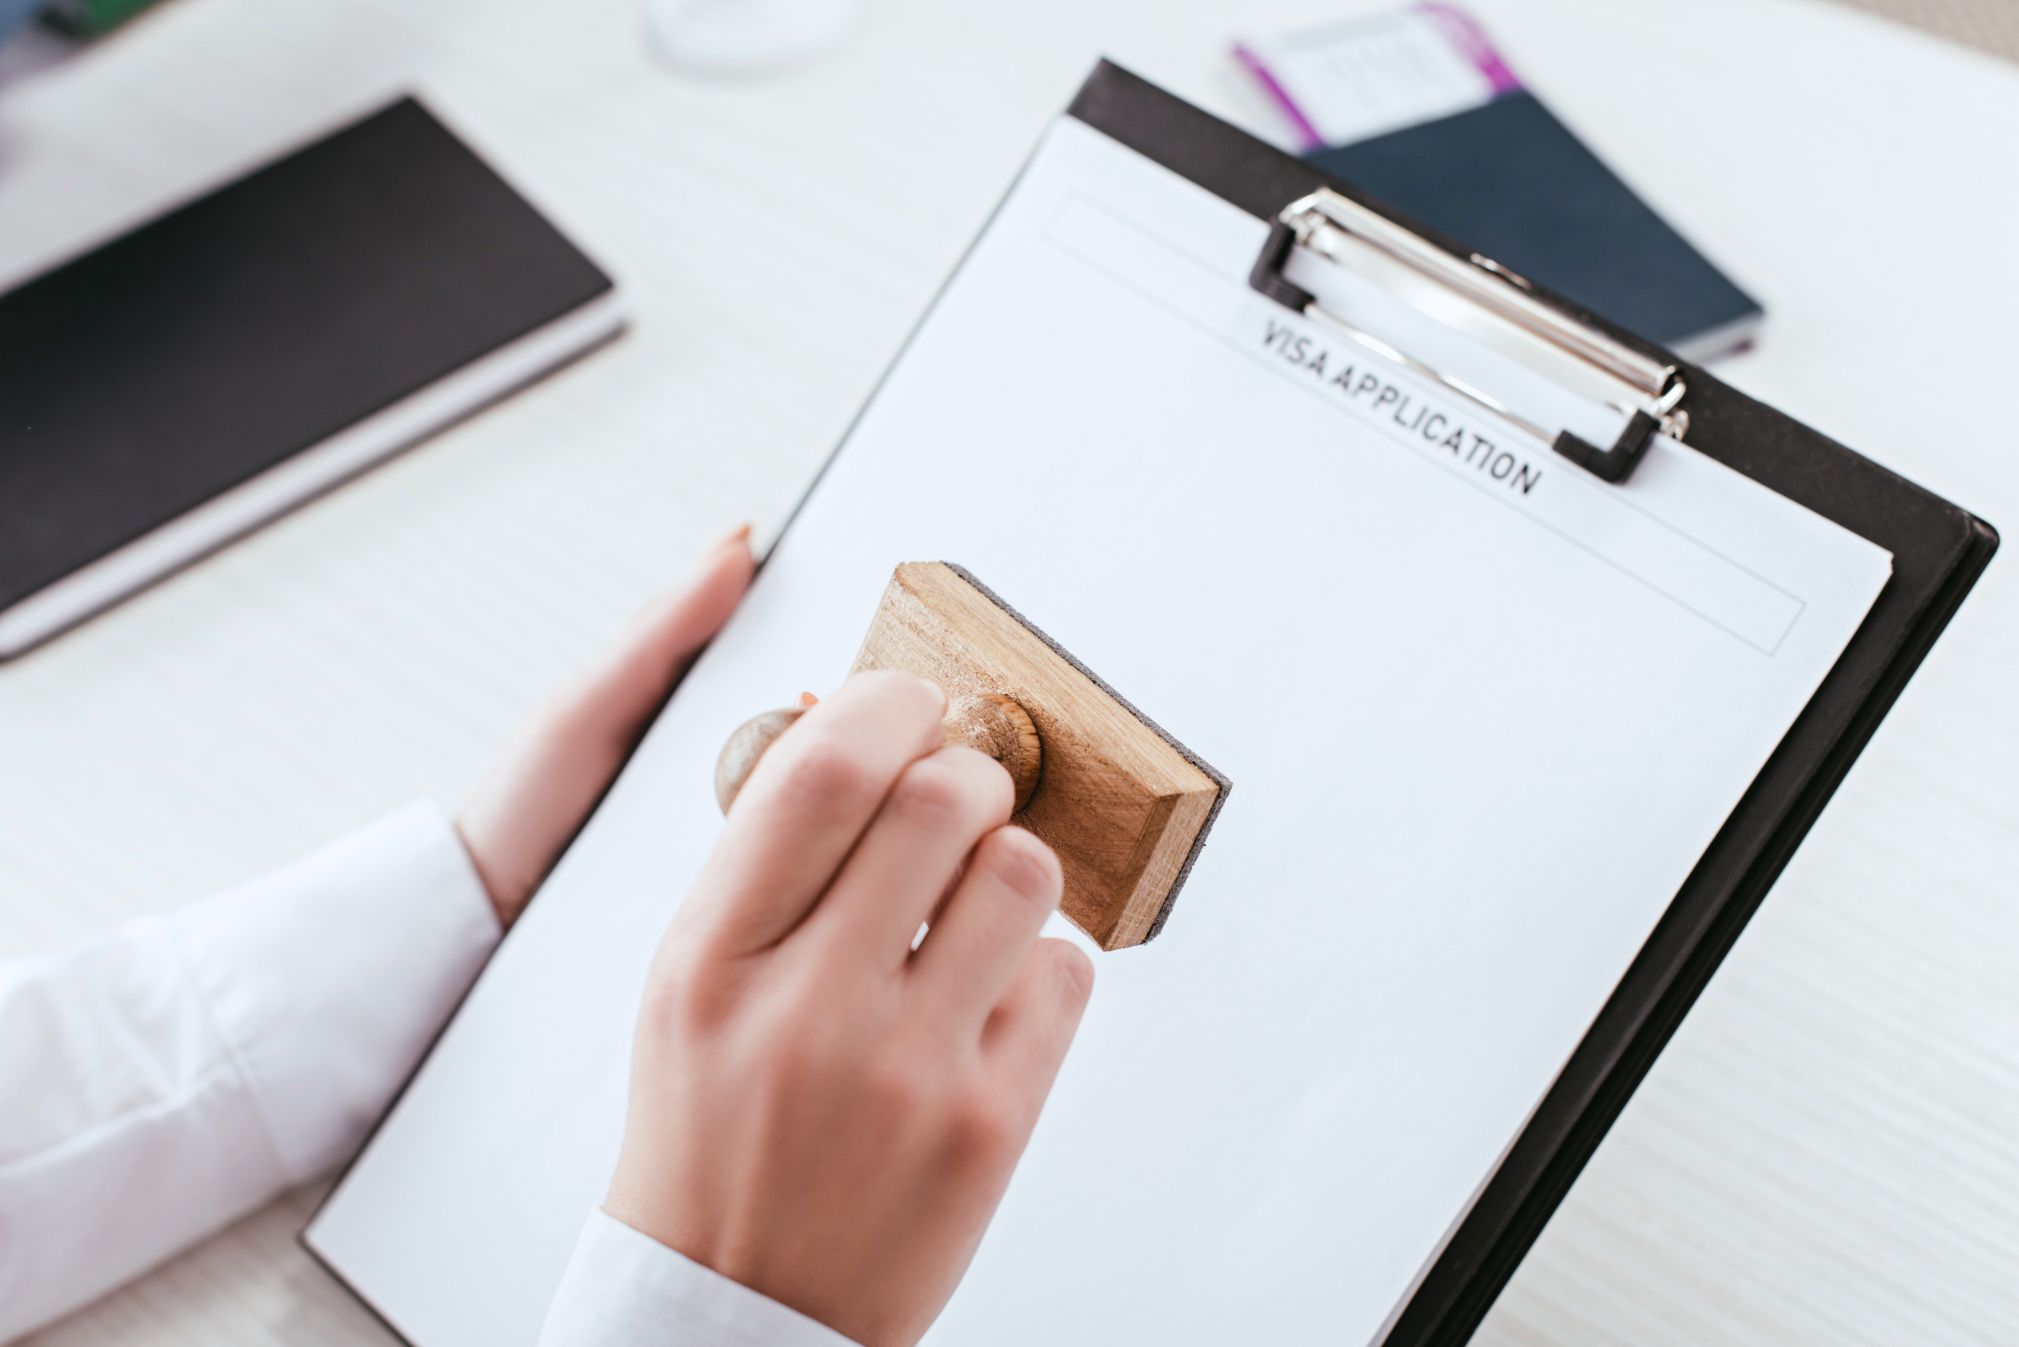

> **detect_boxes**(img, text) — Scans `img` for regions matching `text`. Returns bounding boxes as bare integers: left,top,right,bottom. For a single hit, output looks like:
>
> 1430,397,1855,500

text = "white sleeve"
539,1209,861,1347
0,800,498,1342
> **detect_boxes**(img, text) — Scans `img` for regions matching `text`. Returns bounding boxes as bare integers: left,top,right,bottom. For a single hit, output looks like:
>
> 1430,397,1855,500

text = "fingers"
457,525,754,925
801,745,1015,968
910,826,1064,1022
983,936,1094,1120
582,526,757,749
689,670,947,954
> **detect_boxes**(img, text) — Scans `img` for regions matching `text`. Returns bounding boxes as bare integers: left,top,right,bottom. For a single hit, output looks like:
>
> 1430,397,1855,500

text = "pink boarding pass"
1235,3,1521,151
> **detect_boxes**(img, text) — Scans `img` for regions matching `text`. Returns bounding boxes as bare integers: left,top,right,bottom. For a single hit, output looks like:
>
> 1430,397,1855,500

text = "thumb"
458,525,756,924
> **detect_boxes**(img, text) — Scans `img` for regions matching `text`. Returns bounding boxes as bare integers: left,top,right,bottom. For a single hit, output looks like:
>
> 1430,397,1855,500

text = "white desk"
2,0,2014,1341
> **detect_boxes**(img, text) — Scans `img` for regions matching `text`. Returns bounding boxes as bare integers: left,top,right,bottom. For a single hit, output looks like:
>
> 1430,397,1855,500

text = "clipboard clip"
1249,189,1688,484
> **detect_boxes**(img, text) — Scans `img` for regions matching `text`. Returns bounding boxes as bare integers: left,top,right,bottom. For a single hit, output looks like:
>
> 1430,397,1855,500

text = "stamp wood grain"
853,563,1222,949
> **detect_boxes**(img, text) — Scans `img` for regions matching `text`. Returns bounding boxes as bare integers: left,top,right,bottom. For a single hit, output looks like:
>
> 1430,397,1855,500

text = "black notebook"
305,63,1994,1347
0,96,619,658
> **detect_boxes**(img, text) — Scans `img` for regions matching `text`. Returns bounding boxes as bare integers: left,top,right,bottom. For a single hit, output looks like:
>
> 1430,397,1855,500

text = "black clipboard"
1067,60,1994,1345
303,60,1997,1347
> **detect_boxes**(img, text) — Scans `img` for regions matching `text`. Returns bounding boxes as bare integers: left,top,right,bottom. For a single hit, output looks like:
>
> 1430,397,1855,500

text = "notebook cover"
1069,58,1994,1346
0,96,613,621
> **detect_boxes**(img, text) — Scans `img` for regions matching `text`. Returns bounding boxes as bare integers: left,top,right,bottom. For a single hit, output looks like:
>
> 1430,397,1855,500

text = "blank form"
308,115,1892,1347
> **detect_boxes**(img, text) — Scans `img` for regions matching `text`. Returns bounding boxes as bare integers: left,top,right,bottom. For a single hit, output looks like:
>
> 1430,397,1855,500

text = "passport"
1239,6,1762,361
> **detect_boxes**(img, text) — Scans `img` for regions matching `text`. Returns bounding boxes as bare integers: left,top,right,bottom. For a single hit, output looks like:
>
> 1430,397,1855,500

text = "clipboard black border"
303,59,1997,1347
1066,59,1998,1345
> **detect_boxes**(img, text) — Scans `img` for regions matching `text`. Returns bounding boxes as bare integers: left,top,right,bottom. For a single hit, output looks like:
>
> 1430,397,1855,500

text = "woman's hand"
606,671,1095,1347
457,525,755,929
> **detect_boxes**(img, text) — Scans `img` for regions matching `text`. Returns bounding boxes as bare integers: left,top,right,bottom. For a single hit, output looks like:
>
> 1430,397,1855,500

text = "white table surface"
1,0,2014,1342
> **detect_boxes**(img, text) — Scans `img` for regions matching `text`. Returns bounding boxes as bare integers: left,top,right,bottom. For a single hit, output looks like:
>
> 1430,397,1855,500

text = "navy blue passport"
1309,92,1761,360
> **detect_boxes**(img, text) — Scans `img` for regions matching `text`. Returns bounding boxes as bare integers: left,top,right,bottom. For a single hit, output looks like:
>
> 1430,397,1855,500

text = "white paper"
307,116,1891,1347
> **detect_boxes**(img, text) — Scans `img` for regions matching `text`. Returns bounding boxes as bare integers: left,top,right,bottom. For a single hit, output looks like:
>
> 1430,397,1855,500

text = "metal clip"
1249,189,1687,483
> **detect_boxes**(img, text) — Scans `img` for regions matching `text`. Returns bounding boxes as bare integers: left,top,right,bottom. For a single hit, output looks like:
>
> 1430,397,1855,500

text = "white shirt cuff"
539,1208,861,1347
167,799,499,1183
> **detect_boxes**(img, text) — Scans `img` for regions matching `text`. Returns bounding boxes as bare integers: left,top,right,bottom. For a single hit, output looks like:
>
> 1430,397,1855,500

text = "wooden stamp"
714,562,1228,950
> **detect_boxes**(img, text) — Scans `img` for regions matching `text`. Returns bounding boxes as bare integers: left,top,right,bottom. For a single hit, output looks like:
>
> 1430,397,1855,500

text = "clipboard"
305,61,1996,1347
1067,61,1996,1343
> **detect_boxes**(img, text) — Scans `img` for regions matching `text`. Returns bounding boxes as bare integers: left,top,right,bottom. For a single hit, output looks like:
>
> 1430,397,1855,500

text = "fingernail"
712,522,753,551
796,691,819,708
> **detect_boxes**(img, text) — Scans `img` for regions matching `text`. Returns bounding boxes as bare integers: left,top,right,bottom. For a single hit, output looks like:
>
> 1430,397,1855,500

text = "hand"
457,525,755,929
605,671,1095,1347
